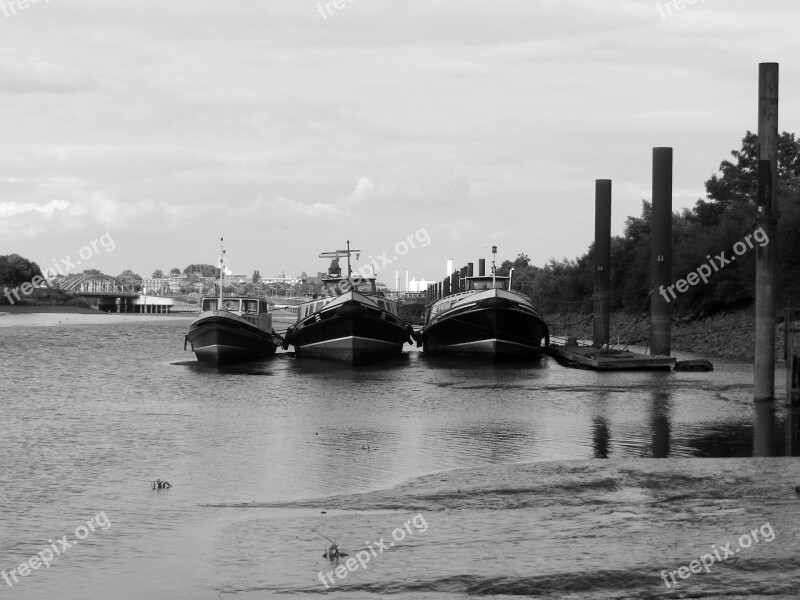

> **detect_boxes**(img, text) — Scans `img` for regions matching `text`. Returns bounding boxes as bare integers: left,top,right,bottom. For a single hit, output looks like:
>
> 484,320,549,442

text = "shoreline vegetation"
548,306,796,363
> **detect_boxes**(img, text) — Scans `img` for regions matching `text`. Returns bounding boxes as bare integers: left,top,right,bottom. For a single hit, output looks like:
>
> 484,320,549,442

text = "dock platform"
546,344,676,370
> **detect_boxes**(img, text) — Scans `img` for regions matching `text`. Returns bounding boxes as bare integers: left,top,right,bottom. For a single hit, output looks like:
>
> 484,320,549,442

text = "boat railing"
507,289,532,302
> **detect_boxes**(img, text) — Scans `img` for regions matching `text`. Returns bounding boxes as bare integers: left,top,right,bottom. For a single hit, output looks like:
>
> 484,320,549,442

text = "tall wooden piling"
755,62,779,402
478,259,486,277
593,179,612,348
650,147,672,356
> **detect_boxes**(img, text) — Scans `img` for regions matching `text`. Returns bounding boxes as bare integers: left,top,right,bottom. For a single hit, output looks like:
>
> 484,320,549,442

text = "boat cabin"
465,275,509,291
321,276,377,296
201,297,271,314
201,296,273,332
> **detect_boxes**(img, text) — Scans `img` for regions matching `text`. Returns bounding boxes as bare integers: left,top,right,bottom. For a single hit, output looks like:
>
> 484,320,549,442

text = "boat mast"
491,244,497,289
346,240,352,278
319,243,361,284
218,237,225,306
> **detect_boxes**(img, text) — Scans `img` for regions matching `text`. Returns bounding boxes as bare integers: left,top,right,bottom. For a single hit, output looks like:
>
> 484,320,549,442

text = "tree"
152,269,164,278
117,269,143,292
0,254,43,287
696,131,800,226
169,267,181,276
183,264,219,277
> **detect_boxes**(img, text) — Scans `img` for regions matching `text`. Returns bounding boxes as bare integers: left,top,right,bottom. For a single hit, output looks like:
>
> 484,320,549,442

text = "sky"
1,0,799,288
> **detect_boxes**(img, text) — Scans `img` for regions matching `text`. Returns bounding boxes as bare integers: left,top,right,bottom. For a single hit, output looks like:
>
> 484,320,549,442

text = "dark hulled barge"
184,238,282,365
186,296,283,365
418,249,549,360
283,243,414,363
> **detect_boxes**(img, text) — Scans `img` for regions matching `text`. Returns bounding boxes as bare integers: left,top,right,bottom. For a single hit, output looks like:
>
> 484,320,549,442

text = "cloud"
0,58,98,94
250,177,374,217
0,188,186,238
0,199,70,219
343,177,374,207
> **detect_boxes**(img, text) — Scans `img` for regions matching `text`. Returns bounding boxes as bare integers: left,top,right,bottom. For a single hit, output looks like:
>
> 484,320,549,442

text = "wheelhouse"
466,276,509,291
321,276,377,296
202,297,269,315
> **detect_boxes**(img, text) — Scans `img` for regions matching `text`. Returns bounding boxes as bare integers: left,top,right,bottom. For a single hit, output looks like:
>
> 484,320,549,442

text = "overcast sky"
1,0,798,286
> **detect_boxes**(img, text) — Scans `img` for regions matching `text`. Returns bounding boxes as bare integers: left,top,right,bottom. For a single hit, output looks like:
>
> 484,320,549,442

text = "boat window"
351,278,376,293
202,299,218,311
242,300,258,313
223,299,240,311
468,279,507,290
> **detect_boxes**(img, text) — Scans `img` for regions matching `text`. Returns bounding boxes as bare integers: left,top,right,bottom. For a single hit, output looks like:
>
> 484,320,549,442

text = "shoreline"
0,305,100,314
0,311,195,327
546,306,796,362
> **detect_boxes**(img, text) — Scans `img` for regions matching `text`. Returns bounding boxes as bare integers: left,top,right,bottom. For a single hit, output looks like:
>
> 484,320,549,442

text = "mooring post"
443,278,450,297
452,271,459,293
593,179,612,348
650,147,673,356
478,259,486,277
755,62,779,402
467,262,474,278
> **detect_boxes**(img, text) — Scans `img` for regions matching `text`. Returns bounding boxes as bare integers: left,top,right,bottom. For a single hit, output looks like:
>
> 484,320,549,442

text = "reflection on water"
649,391,671,458
592,416,609,458
755,400,777,457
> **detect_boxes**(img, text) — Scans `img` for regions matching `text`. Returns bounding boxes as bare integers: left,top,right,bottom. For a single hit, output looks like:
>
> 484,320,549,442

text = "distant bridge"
58,273,138,298
57,273,174,313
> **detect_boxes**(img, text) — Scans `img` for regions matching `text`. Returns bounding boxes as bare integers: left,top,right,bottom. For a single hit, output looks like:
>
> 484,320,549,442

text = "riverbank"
0,311,194,327
0,305,100,314
546,306,797,362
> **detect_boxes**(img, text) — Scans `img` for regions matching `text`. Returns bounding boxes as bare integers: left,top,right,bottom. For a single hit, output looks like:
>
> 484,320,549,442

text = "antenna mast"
491,244,497,289
319,243,362,279
219,237,225,306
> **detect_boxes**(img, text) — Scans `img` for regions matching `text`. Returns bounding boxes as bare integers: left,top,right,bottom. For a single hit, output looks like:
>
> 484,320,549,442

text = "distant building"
407,278,432,293
141,275,218,295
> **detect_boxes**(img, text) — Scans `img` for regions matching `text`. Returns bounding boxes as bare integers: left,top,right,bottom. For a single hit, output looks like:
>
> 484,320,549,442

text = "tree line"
497,131,800,316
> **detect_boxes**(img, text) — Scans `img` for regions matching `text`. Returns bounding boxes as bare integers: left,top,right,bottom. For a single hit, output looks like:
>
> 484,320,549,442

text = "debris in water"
312,529,348,559
152,479,172,490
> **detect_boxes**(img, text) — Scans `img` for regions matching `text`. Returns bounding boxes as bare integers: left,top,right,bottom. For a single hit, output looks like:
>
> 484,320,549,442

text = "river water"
0,313,798,599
